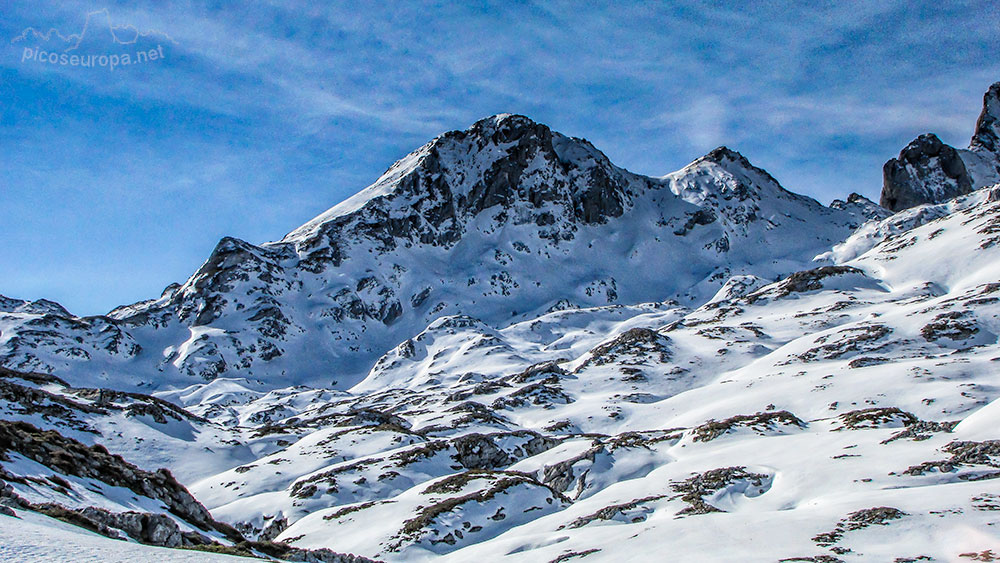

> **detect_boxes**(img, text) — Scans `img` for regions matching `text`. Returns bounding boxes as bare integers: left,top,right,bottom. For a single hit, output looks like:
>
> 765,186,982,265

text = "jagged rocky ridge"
1,115,880,390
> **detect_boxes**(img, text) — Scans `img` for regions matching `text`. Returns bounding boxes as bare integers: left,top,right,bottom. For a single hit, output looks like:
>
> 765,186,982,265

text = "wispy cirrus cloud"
1,0,998,314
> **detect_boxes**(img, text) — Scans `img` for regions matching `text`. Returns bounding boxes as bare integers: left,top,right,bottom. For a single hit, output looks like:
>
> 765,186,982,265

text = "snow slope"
0,509,257,563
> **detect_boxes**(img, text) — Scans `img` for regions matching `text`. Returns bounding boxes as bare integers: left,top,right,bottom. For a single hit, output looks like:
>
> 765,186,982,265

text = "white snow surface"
0,509,257,562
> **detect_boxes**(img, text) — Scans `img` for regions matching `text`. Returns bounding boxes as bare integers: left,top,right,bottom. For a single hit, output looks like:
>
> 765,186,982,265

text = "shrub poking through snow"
812,506,907,546
669,466,771,516
691,411,806,442
900,440,1000,479
561,495,667,529
834,407,918,430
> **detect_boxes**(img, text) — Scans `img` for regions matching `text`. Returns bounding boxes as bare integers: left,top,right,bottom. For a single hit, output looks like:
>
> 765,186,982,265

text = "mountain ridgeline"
0,115,880,390
6,81,1000,391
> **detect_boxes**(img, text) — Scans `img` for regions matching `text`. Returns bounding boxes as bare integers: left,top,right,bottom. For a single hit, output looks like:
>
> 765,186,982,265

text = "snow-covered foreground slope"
232,187,999,561
0,509,258,563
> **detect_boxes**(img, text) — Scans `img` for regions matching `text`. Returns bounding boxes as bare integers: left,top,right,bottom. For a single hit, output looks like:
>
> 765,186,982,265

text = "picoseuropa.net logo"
12,8,175,71
20,44,167,71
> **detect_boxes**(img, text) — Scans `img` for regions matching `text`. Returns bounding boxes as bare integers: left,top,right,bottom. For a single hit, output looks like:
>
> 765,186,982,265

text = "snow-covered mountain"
3,83,1000,562
0,115,880,391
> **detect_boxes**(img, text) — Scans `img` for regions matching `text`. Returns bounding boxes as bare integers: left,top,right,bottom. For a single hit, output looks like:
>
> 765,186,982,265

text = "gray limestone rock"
880,133,973,212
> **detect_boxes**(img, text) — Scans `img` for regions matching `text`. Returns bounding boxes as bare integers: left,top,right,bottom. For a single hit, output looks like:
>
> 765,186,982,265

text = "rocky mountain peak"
971,81,1000,152
282,114,637,256
880,133,973,212
702,146,752,167
463,113,552,144
664,145,797,210
830,193,889,225
0,295,72,317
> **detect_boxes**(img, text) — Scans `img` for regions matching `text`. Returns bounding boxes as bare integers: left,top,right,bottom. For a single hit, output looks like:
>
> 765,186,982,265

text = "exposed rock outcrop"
0,420,233,539
971,82,1000,153
880,133,973,212
881,82,1000,212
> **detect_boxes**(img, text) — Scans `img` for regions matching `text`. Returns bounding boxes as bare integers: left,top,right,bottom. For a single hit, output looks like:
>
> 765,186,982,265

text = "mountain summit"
0,115,866,389
971,81,1000,152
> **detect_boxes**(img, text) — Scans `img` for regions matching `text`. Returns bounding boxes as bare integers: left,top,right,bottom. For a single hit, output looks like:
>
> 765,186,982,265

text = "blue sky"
2,1,999,315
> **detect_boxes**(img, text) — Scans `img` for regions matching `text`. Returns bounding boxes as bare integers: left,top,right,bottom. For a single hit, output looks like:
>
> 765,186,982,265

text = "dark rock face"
454,115,627,225
540,446,601,494
673,209,717,236
880,134,973,212
880,82,1000,212
79,507,190,547
450,431,558,470
971,82,1000,153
